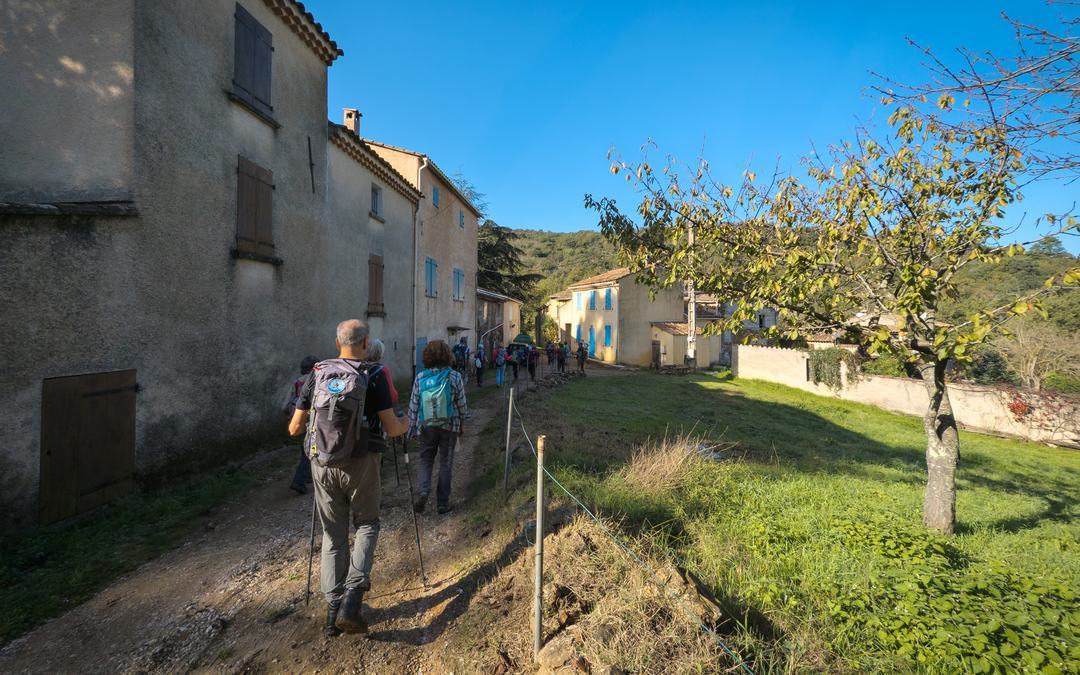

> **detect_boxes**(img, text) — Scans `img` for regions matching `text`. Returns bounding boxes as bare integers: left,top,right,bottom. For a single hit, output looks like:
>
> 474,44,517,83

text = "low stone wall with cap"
732,345,1079,448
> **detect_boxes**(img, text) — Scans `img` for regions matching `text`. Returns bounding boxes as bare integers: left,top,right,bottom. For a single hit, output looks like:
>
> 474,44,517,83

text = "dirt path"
0,386,515,675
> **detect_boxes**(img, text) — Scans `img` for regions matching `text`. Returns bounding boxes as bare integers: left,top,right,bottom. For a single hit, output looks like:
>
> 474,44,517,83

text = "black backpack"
305,359,380,467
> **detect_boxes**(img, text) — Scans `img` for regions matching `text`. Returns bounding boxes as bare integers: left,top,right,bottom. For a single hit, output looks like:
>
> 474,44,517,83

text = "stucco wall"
732,345,1080,447
617,281,684,366
558,286,620,363
0,0,135,202
414,169,478,354
650,329,722,367
0,0,353,527
326,144,415,386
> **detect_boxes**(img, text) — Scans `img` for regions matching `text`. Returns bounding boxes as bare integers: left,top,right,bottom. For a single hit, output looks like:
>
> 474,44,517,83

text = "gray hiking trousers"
312,452,381,604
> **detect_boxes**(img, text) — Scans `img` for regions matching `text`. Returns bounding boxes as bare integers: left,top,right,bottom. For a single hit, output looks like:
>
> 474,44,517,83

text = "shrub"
808,347,860,390
861,353,909,378
966,349,1020,386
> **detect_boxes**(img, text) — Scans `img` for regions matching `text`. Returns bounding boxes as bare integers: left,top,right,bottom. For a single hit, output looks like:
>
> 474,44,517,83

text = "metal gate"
40,369,137,524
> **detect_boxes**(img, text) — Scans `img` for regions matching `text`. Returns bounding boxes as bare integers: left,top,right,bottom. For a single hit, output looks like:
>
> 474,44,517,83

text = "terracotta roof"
362,139,483,217
650,320,717,336
262,0,342,65
567,267,631,290
548,291,572,301
477,287,524,304
328,124,421,204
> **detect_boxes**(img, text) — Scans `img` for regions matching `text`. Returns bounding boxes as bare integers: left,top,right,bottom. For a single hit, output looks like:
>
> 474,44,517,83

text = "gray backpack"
305,359,379,467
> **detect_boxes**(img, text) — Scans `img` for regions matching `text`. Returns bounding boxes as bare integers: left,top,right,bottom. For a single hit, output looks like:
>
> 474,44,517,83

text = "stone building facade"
0,1,432,527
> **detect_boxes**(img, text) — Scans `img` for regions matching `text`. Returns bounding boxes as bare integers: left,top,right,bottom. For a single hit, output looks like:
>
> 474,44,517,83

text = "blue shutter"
588,327,595,356
459,210,464,227
575,324,581,342
604,288,612,310
433,186,440,206
576,292,581,310
589,290,596,310
604,325,611,347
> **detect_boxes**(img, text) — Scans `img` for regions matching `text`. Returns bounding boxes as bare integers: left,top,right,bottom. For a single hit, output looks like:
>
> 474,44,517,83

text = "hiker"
408,340,468,515
474,343,485,386
546,342,556,366
556,342,567,373
367,338,398,405
288,319,409,637
509,344,521,382
577,342,588,373
452,337,469,374
528,344,540,381
515,344,527,381
284,355,318,495
495,344,507,386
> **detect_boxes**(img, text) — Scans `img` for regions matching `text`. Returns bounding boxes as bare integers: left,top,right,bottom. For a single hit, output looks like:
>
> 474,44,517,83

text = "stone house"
476,288,525,358
0,1,424,527
365,141,482,365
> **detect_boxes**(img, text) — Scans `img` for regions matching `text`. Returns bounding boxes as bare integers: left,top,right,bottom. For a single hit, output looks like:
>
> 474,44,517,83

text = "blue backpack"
417,368,454,428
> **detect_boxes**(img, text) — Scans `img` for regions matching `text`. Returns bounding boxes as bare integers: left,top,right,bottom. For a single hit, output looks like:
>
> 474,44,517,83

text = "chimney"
343,108,361,136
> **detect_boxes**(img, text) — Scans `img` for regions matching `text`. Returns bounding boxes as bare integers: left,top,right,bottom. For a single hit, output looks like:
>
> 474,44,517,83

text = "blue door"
588,327,596,357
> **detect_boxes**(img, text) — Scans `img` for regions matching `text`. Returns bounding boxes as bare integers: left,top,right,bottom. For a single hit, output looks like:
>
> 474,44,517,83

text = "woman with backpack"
474,344,485,386
408,340,468,515
494,344,507,386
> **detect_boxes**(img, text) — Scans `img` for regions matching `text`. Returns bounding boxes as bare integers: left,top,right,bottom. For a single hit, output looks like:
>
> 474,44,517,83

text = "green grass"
0,449,292,646
510,372,1080,673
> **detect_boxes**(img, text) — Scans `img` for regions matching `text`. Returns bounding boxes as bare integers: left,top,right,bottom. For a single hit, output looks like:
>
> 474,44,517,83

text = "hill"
511,229,622,312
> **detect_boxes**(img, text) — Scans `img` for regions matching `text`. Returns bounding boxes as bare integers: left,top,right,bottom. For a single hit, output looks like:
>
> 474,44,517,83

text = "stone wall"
732,345,1080,447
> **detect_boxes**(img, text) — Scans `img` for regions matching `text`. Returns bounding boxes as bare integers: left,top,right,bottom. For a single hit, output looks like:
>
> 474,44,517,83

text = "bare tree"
993,316,1080,391
874,4,1080,181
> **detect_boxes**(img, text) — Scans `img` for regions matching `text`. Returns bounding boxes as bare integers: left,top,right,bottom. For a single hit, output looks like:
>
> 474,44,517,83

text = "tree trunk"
919,360,959,535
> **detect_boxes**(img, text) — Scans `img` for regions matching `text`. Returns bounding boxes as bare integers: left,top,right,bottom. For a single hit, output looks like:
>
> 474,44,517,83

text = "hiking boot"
437,504,453,515
413,493,428,514
324,600,342,637
337,587,368,634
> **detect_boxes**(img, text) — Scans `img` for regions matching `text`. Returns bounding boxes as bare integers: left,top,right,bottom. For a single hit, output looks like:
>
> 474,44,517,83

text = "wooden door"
40,370,137,523
651,341,661,369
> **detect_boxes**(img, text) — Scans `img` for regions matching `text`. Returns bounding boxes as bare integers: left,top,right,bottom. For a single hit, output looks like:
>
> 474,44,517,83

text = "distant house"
476,288,524,357
365,139,482,367
547,270,778,367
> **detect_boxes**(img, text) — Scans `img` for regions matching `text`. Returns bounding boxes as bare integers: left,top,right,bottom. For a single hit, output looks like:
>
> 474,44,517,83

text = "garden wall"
732,345,1080,448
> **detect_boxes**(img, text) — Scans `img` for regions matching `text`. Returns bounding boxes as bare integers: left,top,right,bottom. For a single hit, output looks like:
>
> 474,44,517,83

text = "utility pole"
686,220,697,369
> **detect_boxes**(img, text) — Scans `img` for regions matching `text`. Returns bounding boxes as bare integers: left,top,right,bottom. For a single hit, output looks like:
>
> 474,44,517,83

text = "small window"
368,254,384,315
453,267,465,301
604,325,612,347
575,292,582,310
758,314,766,329
425,257,438,297
371,184,382,217
604,288,612,310
459,209,464,228
235,155,274,259
432,186,440,207
588,290,597,310
233,4,273,117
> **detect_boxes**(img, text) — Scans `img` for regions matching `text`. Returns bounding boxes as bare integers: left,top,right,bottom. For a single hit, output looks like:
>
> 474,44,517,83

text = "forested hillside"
512,229,621,311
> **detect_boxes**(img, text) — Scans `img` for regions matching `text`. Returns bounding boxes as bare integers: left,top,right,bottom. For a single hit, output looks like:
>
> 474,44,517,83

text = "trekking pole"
401,437,429,587
391,433,401,486
305,489,317,606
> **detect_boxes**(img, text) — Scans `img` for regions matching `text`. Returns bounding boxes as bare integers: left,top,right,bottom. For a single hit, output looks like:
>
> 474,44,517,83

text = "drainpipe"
412,157,429,379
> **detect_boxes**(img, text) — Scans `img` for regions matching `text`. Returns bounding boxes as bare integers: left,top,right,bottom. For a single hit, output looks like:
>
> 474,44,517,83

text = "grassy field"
507,371,1079,673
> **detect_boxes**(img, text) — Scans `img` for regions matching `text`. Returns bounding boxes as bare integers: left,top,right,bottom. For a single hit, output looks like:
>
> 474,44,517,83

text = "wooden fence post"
503,386,514,498
533,434,546,659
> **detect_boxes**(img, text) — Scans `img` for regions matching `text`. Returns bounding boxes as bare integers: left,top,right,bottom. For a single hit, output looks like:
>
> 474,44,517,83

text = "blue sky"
308,1,1078,252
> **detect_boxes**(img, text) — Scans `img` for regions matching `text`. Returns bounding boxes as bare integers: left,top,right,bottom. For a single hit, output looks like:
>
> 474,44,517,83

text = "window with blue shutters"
604,325,612,347
575,324,581,342
604,288,612,310
433,186,440,207
453,268,464,301
425,257,438,297
588,290,597,310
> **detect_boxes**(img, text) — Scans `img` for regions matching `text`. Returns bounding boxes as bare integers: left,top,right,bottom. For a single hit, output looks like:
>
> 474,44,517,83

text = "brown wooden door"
40,370,137,524
651,341,662,369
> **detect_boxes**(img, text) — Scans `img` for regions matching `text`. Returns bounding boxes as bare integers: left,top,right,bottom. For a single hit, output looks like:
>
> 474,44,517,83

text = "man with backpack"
407,340,468,515
288,319,408,637
577,342,588,373
494,344,507,386
474,343,485,386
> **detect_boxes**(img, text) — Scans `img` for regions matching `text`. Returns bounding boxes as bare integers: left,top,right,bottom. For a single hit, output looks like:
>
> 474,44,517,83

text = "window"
604,288,612,310
604,325,612,347
575,324,582,343
588,290,597,310
432,186,440,207
235,155,275,259
575,292,582,310
453,267,465,301
758,314,766,329
367,254,384,315
425,257,438,297
459,209,465,228
232,4,273,118
370,184,382,217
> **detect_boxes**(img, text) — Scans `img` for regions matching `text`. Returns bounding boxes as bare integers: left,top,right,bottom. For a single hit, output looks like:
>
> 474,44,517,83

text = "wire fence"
507,398,755,675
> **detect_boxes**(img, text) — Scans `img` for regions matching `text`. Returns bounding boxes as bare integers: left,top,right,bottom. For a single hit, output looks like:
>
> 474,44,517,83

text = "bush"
965,349,1020,386
1044,372,1080,395
808,347,860,390
861,353,909,378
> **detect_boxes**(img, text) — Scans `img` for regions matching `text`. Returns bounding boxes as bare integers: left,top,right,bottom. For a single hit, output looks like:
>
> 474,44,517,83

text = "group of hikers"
452,336,588,387
279,322,593,637
282,320,468,636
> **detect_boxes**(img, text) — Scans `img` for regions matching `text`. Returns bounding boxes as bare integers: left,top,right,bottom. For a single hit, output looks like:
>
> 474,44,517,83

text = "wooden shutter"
236,156,257,254
236,156,273,258
252,19,273,115
368,254,384,313
233,5,256,104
